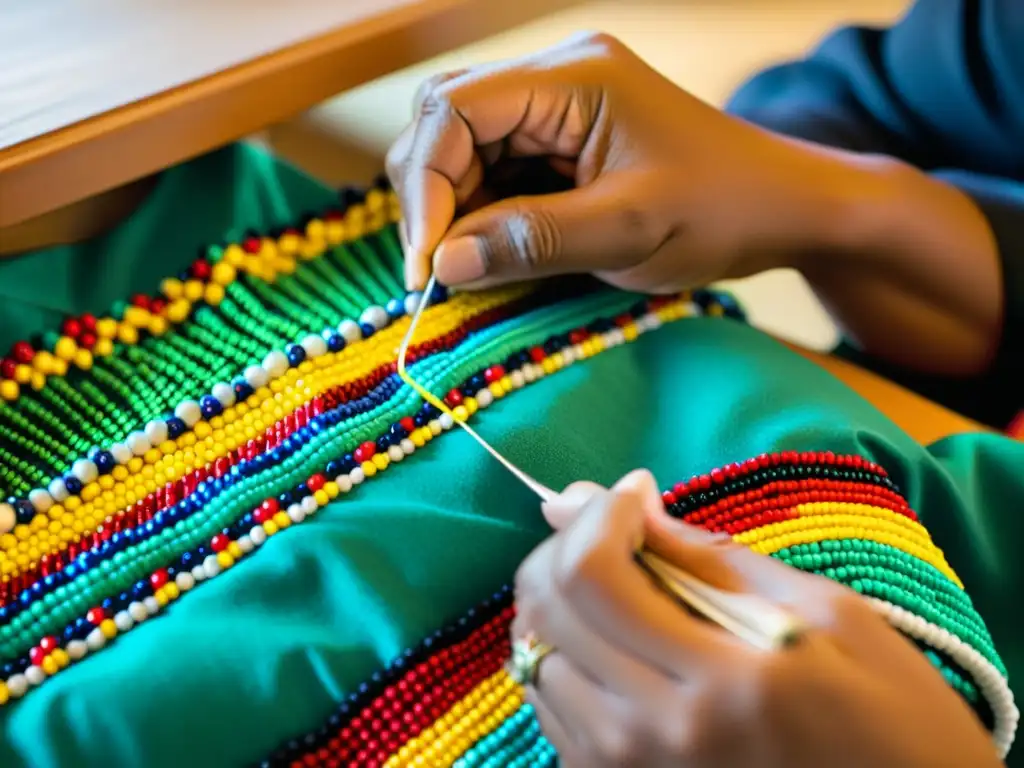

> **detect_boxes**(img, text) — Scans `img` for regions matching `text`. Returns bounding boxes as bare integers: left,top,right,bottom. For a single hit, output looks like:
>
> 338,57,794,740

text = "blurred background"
266,0,908,351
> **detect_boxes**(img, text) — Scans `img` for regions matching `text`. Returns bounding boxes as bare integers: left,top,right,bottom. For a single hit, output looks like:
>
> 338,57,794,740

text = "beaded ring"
0,180,1015,767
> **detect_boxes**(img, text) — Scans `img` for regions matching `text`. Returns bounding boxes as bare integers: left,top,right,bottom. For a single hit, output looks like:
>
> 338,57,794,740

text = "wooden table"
0,0,575,228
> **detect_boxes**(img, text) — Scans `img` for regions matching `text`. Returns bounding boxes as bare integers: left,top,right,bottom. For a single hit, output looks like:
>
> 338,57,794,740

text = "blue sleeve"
725,0,1024,424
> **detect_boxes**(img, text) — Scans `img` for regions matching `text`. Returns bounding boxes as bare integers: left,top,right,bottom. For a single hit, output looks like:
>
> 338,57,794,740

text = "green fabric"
1,145,1022,767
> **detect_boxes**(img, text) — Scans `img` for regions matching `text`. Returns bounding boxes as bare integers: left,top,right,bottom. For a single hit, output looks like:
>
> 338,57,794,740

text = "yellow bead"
41,656,59,676
143,448,161,465
278,233,301,255
216,551,235,569
361,461,377,478
314,489,330,507
14,364,32,384
227,542,243,559
263,520,279,536
54,336,77,361
73,348,93,370
154,589,169,608
183,280,205,302
194,422,212,439
372,453,389,471
100,619,118,639
452,405,469,422
0,681,8,705
204,283,225,305
65,497,81,511
149,316,169,336
324,482,340,499
488,382,504,398
95,317,118,339
29,371,45,391
51,649,70,669
128,458,144,473
0,379,18,401
32,351,56,374
81,484,100,503
411,431,426,448
541,358,556,374
326,220,345,244
166,299,191,323
123,307,150,328
222,244,245,266
97,475,114,491
622,324,639,341
94,338,114,356
464,397,478,415
117,324,139,345
160,278,184,299
273,511,291,529
165,582,180,601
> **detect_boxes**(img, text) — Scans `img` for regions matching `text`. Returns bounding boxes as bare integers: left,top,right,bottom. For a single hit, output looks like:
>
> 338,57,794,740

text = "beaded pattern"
260,454,1017,768
0,182,1015,765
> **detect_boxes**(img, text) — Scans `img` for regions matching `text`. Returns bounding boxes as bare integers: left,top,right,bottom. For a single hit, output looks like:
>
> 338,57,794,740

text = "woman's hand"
514,470,1002,767
386,32,879,294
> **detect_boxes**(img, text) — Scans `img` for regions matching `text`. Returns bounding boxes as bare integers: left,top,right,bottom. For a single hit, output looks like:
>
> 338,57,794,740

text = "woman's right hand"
387,32,887,293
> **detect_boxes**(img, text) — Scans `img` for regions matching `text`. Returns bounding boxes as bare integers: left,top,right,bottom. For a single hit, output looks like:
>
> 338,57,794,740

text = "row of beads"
0,185,401,405
0,286,526,561
0,286,628,644
0,256,434,527
0,298,700,701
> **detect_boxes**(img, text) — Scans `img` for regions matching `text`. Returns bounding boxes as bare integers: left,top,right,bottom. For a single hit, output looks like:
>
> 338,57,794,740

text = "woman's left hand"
513,470,1001,767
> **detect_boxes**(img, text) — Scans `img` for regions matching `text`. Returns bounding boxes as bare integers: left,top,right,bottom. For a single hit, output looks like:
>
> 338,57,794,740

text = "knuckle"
414,71,458,110
483,208,563,273
593,720,643,765
575,31,625,56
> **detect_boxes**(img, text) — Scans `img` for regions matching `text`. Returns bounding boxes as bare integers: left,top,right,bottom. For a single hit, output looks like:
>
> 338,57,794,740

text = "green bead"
110,300,128,320
40,330,61,351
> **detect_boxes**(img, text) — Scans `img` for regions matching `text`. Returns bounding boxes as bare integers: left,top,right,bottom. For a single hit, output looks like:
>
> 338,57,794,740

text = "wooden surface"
786,344,988,444
0,0,575,228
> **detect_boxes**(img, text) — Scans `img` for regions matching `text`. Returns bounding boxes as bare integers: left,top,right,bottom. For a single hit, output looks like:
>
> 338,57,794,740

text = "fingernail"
434,237,486,286
540,482,605,530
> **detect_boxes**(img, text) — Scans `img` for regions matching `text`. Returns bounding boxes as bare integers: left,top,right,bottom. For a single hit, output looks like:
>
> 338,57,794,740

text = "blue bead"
199,395,222,418
359,322,376,338
13,499,35,524
94,450,116,474
166,417,187,438
429,282,448,303
389,423,408,439
285,344,306,365
233,380,254,401
385,297,405,318
131,580,150,599
376,435,391,451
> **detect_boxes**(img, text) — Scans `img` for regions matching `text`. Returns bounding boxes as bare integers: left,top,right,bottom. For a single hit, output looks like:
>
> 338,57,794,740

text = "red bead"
29,646,47,666
445,388,463,407
191,259,212,280
61,318,82,338
80,313,97,332
399,417,415,433
483,365,505,383
354,441,377,463
568,328,589,344
242,236,262,254
150,569,170,590
11,341,34,363
0,358,16,378
86,607,106,624
79,332,97,349
528,346,546,363
307,474,326,492
661,491,676,506
210,534,230,553
130,294,152,310
39,635,59,653
150,298,167,314
254,498,279,523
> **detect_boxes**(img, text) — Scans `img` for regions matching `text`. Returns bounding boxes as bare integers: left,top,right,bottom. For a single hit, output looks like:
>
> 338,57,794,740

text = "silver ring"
506,633,555,686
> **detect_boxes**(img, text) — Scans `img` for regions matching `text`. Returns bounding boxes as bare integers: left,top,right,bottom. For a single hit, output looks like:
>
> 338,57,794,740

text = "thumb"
433,173,661,288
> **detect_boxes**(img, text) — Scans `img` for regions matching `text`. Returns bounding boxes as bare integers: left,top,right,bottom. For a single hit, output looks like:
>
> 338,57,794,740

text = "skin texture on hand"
387,33,1003,377
513,471,1004,768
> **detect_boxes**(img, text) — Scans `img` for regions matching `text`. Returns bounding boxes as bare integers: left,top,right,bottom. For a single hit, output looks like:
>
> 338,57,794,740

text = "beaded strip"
258,455,1017,768
0,292,713,707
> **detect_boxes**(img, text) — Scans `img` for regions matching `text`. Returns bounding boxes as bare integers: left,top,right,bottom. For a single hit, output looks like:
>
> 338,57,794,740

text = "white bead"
439,413,455,430
335,475,353,493
6,674,28,699
428,420,442,436
211,382,236,407
128,601,149,622
262,350,289,379
202,554,222,579
110,443,133,465
349,467,365,485
404,292,423,316
126,432,152,457
400,438,416,456
300,334,328,359
113,611,134,632
474,389,493,408
48,477,69,502
523,366,538,383
71,458,98,484
509,370,526,389
388,445,405,462
561,346,576,363
66,640,88,661
0,503,16,534
244,365,269,389
249,526,267,546
86,628,107,651
360,305,389,330
24,666,45,686
28,489,54,514
338,319,362,343
288,504,306,524
175,400,202,427
144,420,169,445
175,571,196,591
143,596,161,615
236,536,254,554
191,565,207,582
301,495,318,515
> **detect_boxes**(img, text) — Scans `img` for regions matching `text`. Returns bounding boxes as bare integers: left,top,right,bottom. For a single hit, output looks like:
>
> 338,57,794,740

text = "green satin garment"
0,145,1021,767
